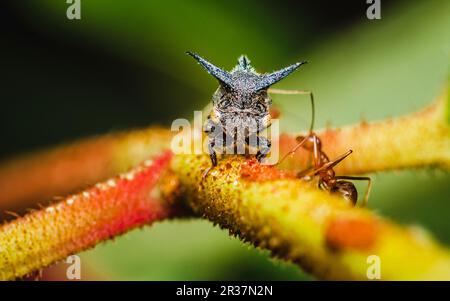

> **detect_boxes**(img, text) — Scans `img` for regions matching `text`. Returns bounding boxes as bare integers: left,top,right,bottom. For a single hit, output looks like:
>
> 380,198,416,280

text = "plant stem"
172,155,450,280
0,151,182,280
1,89,447,214
0,88,448,279
0,128,173,215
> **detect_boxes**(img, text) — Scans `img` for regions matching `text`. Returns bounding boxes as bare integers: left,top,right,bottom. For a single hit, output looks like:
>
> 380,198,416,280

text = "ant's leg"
295,133,323,179
268,88,315,132
335,176,372,207
312,132,320,168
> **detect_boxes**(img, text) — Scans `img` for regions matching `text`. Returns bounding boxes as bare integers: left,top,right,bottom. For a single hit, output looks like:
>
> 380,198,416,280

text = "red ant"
272,88,372,206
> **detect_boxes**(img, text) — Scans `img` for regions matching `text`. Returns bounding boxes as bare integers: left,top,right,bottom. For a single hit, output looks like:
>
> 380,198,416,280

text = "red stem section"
0,151,179,280
0,128,173,217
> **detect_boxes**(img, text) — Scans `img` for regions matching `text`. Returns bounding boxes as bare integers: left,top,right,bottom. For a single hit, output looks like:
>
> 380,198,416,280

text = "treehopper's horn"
187,52,233,88
254,61,308,91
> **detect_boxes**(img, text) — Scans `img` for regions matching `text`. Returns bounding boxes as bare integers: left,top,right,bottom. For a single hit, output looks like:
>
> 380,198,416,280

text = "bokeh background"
0,0,449,280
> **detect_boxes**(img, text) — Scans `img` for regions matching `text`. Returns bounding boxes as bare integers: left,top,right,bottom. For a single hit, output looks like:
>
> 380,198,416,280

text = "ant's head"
187,52,306,112
331,181,358,206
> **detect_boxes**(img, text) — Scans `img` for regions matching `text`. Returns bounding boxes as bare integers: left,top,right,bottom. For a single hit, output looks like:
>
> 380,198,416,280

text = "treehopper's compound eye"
255,101,266,113
218,98,232,110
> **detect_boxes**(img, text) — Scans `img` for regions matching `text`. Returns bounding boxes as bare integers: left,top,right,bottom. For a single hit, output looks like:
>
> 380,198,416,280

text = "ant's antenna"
308,92,315,133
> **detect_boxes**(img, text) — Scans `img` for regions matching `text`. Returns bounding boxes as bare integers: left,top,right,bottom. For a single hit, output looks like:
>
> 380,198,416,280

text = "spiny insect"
187,52,314,176
279,127,372,206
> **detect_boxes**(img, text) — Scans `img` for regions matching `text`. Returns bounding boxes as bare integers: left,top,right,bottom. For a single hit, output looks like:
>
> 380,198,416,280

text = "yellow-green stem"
172,155,450,280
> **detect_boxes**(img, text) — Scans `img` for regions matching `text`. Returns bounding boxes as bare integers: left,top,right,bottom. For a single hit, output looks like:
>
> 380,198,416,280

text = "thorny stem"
1,89,448,215
0,151,183,280
0,128,173,217
0,87,448,280
172,155,450,280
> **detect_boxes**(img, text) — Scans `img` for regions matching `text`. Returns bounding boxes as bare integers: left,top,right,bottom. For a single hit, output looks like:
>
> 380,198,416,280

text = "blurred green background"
0,0,449,280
